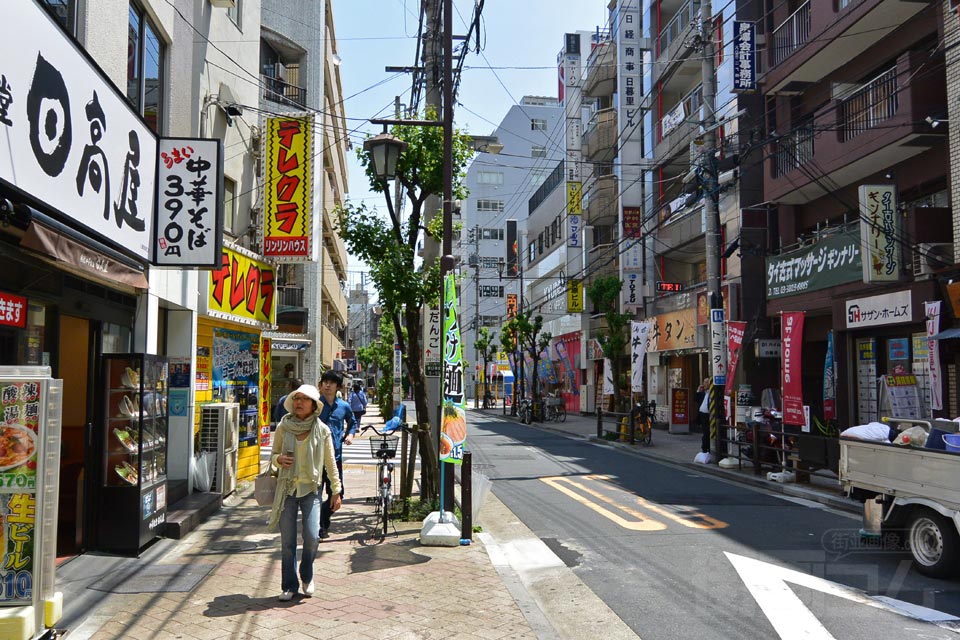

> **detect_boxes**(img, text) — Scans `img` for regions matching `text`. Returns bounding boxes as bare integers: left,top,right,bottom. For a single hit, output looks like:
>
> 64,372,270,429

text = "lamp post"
497,256,525,414
362,129,408,222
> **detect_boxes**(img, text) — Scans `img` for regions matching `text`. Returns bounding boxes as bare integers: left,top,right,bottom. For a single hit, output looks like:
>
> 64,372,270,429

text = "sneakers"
278,590,295,601
319,529,330,540
302,581,315,597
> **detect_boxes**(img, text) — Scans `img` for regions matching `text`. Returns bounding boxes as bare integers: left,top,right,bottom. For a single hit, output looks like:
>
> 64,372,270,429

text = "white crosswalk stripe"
341,439,421,468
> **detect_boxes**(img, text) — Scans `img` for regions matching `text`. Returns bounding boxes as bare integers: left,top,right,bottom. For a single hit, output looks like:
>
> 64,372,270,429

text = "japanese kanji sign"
845,289,912,329
631,321,651,392
623,206,642,238
440,273,466,464
766,234,862,299
0,292,26,329
206,244,276,328
710,308,728,387
926,300,943,411
566,279,583,313
263,114,314,261
153,138,223,267
732,21,756,93
0,2,157,259
423,306,441,377
648,308,698,352
859,185,902,283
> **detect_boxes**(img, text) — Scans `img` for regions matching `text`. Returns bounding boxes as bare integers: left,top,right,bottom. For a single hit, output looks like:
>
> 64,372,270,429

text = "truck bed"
840,438,960,510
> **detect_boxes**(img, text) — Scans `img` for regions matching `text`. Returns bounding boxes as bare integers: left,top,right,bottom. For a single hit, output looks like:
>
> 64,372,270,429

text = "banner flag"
926,301,943,411
782,312,805,426
823,330,836,419
724,321,747,398
440,274,465,464
631,322,651,393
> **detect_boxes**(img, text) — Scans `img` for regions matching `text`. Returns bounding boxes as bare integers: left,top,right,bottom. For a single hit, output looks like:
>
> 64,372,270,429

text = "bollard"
443,460,456,513
461,451,472,543
629,410,636,445
751,421,761,476
597,407,603,439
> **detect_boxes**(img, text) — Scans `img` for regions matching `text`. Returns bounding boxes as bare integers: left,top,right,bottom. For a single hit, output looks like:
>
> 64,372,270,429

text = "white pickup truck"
839,418,960,578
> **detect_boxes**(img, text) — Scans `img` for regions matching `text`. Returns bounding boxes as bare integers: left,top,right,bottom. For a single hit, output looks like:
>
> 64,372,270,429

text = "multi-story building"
458,96,564,402
760,0,949,425
260,0,350,403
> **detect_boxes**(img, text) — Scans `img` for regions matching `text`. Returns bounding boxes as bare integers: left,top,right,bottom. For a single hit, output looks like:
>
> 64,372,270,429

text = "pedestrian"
268,383,341,601
317,370,359,538
273,378,303,428
349,381,368,426
695,377,713,464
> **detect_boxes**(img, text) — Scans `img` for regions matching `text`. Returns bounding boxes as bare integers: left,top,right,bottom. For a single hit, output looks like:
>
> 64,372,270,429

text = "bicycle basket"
370,434,399,459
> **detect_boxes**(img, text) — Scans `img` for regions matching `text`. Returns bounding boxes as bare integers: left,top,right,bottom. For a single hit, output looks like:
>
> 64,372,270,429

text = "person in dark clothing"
697,378,711,456
317,370,358,538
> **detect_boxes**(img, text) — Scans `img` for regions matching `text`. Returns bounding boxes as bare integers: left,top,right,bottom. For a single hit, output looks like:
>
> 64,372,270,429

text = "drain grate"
89,562,216,594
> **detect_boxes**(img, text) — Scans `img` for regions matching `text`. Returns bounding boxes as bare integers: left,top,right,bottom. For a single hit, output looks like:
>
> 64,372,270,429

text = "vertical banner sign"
732,21,756,92
506,219,519,277
603,358,615,396
631,321,651,392
567,182,582,248
423,306,441,378
782,311,806,425
623,207,643,238
539,349,559,385
154,138,223,267
259,338,272,447
566,279,583,312
723,321,747,397
823,330,836,419
710,308,728,386
859,185,901,283
506,294,518,319
263,114,314,261
555,341,578,394
926,301,943,411
440,274,466,464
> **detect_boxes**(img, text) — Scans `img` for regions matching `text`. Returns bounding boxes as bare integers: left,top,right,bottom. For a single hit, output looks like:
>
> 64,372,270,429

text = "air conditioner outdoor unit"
913,243,954,277
200,403,240,497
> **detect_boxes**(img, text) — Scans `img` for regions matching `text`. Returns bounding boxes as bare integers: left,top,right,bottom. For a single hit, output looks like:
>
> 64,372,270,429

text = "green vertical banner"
440,273,466,464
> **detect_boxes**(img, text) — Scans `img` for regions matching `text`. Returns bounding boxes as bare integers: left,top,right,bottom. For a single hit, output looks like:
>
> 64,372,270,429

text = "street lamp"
362,130,408,182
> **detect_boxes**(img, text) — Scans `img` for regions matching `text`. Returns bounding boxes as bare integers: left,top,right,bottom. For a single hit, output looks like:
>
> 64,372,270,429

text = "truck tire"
907,510,960,578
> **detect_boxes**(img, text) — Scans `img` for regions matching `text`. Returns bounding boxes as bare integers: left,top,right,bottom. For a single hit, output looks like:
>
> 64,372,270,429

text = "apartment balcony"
654,85,702,162
655,200,706,255
583,175,619,226
653,0,702,92
262,73,307,107
765,50,945,204
764,0,931,94
583,40,617,97
582,108,618,162
276,286,308,334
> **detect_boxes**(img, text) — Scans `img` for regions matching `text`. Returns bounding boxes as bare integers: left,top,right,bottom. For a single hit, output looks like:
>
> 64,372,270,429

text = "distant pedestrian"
273,378,303,427
696,378,713,462
317,370,359,538
268,383,341,601
349,381,368,425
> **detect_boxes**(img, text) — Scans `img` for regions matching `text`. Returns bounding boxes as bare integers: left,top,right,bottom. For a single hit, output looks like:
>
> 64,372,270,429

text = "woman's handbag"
254,471,277,507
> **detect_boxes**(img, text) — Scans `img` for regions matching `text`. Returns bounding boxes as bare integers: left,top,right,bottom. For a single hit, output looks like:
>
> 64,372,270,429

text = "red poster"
671,388,689,425
724,321,747,397
623,207,643,238
781,312,805,426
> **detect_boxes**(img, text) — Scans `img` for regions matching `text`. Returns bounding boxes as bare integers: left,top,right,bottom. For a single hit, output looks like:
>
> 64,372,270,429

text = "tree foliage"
586,276,630,410
502,312,552,418
474,326,497,404
335,110,473,501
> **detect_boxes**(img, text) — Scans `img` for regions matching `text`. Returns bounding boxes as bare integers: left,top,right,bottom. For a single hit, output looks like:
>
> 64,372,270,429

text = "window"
479,286,504,298
476,199,504,212
128,3,165,134
528,241,537,263
42,0,76,34
227,0,242,28
530,168,549,188
538,232,544,254
481,228,504,240
531,118,548,131
223,177,237,235
531,145,547,158
477,171,503,185
480,315,502,327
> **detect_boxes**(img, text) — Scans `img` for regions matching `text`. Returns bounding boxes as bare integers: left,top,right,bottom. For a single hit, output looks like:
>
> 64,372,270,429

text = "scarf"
267,409,325,531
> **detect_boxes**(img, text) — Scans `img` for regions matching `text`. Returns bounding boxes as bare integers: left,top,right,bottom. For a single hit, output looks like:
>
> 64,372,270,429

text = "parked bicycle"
360,420,411,537
517,397,533,424
632,399,656,446
545,395,566,422
482,390,495,409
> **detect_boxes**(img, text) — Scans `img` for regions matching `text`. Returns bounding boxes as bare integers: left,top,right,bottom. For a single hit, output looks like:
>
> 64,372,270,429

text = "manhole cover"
89,563,216,594
208,540,261,552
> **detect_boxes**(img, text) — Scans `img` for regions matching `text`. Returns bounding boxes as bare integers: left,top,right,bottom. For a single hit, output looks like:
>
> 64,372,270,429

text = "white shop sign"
845,290,912,329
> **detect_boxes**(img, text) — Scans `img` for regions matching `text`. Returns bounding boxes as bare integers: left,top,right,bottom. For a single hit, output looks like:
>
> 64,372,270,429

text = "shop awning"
931,327,960,341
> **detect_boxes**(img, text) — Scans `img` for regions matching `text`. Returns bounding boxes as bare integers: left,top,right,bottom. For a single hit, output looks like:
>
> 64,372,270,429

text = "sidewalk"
474,405,858,515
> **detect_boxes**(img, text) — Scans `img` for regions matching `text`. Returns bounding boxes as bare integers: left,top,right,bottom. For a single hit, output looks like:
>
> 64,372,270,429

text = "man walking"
349,381,368,426
317,370,358,538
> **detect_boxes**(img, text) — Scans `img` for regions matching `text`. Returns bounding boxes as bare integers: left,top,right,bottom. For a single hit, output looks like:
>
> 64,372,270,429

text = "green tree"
586,276,630,411
502,313,552,420
336,110,472,501
474,326,497,407
355,315,398,418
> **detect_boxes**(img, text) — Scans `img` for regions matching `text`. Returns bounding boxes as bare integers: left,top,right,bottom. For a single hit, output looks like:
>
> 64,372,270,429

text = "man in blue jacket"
317,370,358,538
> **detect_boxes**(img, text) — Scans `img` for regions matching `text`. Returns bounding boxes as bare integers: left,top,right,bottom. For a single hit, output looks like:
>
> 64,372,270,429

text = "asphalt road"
469,413,960,640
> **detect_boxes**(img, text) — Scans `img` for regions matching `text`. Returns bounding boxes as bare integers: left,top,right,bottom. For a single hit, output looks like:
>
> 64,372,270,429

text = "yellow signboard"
567,182,582,215
567,279,583,313
208,245,276,326
263,114,314,261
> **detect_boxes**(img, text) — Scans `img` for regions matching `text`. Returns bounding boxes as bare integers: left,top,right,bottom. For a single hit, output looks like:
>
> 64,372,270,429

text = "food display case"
97,354,168,554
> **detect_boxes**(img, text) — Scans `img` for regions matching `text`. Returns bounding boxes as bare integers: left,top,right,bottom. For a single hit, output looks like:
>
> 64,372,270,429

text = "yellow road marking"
587,475,728,530
541,476,666,531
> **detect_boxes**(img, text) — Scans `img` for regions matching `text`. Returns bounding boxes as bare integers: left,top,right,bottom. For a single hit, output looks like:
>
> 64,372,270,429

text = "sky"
330,0,608,292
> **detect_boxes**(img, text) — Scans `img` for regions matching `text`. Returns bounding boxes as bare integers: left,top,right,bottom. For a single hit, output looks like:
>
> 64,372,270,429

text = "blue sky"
331,0,607,287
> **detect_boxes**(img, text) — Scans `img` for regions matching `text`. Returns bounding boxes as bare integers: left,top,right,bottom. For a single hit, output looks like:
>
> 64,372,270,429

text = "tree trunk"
404,305,439,502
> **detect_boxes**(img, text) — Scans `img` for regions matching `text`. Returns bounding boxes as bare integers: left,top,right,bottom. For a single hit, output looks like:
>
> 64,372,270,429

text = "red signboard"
724,321,747,397
0,292,27,328
671,388,689,425
623,206,643,238
782,311,805,426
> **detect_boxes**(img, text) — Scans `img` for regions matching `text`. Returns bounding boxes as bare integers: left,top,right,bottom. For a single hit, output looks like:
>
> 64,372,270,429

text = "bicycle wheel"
381,482,390,537
642,418,652,445
558,405,567,423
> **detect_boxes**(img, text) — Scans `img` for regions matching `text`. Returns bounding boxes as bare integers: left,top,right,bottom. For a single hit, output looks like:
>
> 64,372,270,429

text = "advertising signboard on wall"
262,114,314,261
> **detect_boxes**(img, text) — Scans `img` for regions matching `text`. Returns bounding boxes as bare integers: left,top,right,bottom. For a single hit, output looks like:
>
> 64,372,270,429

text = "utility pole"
700,0,727,457
473,224,481,407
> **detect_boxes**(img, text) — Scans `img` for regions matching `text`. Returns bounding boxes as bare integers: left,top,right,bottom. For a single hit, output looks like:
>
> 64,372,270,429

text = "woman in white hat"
267,383,341,601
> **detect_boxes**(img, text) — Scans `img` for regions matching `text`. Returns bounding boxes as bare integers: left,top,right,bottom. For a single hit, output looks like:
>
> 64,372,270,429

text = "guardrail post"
597,407,603,438
751,422,761,476
461,451,472,542
443,461,455,513
629,409,636,445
